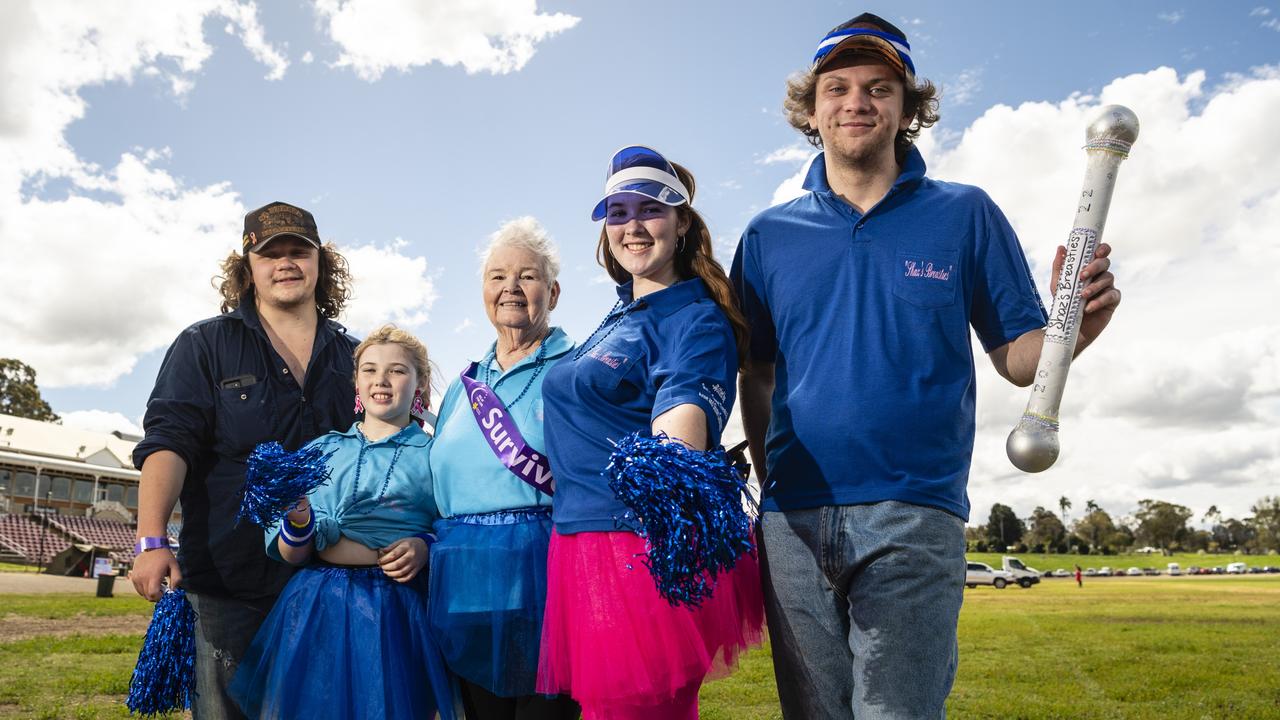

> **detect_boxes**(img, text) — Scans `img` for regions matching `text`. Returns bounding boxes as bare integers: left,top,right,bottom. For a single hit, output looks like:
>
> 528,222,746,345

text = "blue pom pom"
126,588,196,716
238,441,334,528
606,431,757,608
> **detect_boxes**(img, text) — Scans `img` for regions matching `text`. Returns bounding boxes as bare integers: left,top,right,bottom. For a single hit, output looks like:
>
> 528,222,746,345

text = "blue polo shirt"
731,148,1047,521
430,327,573,517
543,279,737,535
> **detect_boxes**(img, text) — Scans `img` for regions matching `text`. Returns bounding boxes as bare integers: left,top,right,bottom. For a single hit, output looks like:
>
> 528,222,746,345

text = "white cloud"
312,0,580,80
768,66,1280,519
301,51,315,64
59,410,144,437
770,155,814,206
945,67,983,106
340,239,439,333
453,318,474,334
0,1,434,388
219,1,289,80
1157,11,1184,24
758,144,814,166
1250,7,1271,17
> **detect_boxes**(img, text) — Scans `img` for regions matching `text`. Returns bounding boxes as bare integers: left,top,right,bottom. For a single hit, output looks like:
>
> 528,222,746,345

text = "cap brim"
247,232,321,253
815,36,908,77
591,182,688,221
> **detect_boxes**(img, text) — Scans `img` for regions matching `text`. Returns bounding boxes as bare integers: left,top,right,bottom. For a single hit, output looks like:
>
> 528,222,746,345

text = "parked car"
1185,565,1199,575
1248,566,1264,574
1084,567,1098,576
965,562,1014,589
1263,566,1278,574
1001,556,1041,588
1167,563,1182,576
1141,567,1160,576
1097,567,1113,577
1126,567,1142,576
1050,568,1071,578
1226,562,1247,574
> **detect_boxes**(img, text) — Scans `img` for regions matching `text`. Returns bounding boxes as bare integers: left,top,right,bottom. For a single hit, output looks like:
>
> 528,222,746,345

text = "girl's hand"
285,498,312,528
378,537,428,583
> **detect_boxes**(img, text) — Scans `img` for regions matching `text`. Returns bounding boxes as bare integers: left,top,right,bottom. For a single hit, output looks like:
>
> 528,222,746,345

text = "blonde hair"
353,324,433,410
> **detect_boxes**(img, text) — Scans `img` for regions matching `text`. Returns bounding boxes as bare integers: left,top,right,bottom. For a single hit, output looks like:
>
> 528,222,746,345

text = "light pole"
38,490,51,573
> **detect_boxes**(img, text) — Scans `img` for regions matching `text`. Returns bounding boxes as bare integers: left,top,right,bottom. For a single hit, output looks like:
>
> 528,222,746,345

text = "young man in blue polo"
732,14,1123,718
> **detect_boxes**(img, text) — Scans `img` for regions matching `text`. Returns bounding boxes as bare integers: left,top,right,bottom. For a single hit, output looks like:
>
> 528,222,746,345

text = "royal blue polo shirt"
543,278,737,535
731,148,1047,521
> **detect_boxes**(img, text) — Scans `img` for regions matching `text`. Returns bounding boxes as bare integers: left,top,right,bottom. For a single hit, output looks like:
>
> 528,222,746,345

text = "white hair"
479,216,561,282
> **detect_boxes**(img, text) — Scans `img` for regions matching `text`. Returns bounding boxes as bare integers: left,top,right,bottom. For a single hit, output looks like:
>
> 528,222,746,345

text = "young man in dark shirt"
130,202,360,719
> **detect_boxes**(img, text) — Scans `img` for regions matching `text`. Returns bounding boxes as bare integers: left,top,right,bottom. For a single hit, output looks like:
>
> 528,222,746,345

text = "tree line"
969,496,1280,555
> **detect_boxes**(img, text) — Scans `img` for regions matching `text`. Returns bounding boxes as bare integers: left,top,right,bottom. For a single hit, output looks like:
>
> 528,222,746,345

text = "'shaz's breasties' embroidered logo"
586,345,627,369
903,259,953,281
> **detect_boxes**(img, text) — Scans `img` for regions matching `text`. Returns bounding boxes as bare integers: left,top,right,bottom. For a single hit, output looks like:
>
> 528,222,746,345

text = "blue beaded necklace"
573,299,643,361
483,333,550,408
348,426,406,505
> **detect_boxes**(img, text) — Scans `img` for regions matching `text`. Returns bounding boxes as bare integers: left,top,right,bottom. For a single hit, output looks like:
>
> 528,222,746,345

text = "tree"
1025,507,1067,552
1059,496,1073,529
1134,499,1193,551
1251,496,1280,553
0,359,59,422
985,504,1025,550
1073,506,1117,550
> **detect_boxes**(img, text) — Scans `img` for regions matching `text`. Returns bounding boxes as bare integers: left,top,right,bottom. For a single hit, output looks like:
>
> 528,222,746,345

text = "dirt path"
0,612,150,642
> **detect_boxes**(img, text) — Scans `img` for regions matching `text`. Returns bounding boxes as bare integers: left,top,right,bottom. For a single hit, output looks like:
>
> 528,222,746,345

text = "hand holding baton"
1006,105,1139,473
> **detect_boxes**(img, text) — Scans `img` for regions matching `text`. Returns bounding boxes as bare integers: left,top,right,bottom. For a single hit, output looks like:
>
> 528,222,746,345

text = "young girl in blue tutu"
229,324,457,720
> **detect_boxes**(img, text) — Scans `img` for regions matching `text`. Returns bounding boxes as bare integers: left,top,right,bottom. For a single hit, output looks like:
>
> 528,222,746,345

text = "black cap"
242,201,321,253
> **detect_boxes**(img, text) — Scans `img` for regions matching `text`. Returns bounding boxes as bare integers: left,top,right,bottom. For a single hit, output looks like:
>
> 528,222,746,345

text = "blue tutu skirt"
428,507,552,697
229,562,456,720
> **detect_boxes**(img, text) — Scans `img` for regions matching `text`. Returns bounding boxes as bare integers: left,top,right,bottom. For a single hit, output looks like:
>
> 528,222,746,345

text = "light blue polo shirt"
429,327,573,518
265,421,438,561
543,279,737,535
731,148,1048,521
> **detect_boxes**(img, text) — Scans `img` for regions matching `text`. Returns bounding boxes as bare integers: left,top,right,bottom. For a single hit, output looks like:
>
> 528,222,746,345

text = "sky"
2,0,1278,525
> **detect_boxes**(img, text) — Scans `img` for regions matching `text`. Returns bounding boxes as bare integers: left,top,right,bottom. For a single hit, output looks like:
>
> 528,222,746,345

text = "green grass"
2,580,1279,719
0,563,39,573
966,551,1279,573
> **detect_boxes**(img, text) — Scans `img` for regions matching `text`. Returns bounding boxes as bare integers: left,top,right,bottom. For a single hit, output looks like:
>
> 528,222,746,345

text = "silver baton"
1006,104,1140,473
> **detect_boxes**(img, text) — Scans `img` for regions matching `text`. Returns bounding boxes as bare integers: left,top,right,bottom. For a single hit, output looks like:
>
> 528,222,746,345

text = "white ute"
1001,556,1042,588
965,561,1015,589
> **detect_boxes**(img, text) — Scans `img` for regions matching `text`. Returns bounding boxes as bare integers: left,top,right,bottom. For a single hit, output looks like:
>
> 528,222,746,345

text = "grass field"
2,578,1278,718
966,551,1279,574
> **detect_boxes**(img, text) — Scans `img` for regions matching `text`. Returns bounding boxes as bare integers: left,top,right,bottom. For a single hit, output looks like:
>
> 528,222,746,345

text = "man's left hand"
1051,241,1122,352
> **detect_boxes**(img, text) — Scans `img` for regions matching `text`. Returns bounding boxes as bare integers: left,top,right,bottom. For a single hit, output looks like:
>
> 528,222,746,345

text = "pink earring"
411,389,426,417
353,394,364,414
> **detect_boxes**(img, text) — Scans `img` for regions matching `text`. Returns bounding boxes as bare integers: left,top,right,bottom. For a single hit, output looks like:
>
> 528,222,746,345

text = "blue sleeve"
651,311,738,446
132,326,215,471
969,198,1050,352
731,229,778,364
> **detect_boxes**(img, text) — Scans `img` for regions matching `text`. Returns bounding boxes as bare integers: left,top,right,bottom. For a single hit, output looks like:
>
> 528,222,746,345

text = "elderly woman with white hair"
427,217,580,720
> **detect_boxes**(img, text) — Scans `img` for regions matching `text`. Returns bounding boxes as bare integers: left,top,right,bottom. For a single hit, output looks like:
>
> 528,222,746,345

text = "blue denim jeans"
760,501,966,719
187,592,275,720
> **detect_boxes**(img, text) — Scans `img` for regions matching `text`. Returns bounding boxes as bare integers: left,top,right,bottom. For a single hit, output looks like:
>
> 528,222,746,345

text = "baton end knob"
1086,105,1140,150
1006,421,1060,473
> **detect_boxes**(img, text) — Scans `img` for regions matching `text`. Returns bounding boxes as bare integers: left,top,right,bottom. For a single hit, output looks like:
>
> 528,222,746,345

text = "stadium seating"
0,514,72,565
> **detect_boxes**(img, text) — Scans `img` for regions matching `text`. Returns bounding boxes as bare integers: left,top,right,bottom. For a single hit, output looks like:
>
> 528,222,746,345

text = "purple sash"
460,363,554,496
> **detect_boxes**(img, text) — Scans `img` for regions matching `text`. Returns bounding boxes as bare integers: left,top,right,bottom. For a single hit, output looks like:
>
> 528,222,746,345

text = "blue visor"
591,145,691,221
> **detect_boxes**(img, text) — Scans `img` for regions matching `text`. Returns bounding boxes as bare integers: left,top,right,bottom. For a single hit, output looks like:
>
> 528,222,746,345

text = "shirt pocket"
215,376,276,458
577,342,639,392
893,249,960,309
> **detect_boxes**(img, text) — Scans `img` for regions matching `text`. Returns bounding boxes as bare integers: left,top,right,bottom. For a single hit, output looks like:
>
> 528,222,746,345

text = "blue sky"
4,1,1279,521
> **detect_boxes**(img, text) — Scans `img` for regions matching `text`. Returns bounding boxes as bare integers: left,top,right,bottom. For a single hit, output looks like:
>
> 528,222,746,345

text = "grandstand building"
0,412,180,571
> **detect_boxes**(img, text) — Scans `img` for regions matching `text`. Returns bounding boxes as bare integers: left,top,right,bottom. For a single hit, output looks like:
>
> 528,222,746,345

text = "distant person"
428,219,580,719
229,326,456,719
130,202,359,719
1075,565,1083,588
732,13,1123,718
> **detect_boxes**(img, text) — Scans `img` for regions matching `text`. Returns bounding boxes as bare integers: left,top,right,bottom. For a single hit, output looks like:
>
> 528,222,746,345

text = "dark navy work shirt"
732,148,1047,521
543,278,737,534
133,294,358,599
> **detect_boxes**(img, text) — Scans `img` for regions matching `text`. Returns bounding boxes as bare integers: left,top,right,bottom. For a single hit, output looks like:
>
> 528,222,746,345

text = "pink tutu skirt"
536,529,765,708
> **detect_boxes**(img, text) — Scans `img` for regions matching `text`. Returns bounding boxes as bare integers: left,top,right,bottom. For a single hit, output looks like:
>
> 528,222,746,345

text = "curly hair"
215,243,353,318
595,162,751,368
783,66,940,163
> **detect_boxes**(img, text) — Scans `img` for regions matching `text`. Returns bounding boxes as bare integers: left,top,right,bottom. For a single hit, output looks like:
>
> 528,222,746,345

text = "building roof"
0,413,139,473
